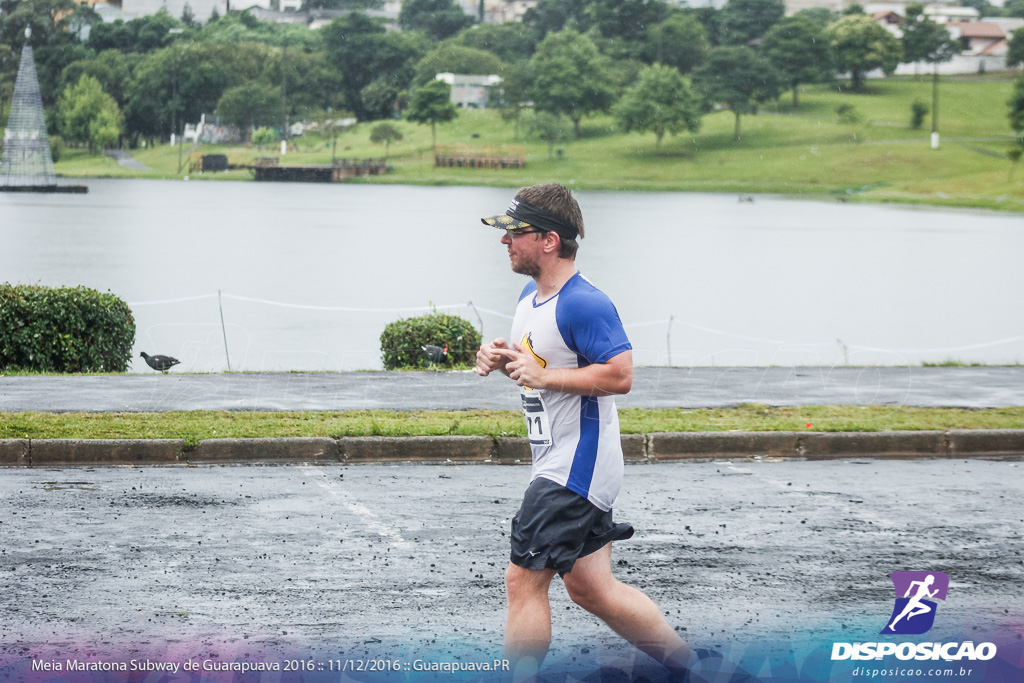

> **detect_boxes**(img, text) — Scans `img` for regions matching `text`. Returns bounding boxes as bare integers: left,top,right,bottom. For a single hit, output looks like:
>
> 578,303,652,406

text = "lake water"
2,179,1022,372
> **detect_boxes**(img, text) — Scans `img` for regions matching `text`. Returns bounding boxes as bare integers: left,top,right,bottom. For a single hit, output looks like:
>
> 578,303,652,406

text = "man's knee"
505,563,553,603
564,574,610,614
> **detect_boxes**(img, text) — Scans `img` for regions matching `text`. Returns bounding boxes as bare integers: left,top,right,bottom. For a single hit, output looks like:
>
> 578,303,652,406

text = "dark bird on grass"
140,352,181,373
422,345,448,364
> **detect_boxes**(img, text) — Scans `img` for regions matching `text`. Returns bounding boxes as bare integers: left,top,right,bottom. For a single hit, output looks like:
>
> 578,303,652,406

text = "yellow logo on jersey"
520,332,548,368
520,332,547,392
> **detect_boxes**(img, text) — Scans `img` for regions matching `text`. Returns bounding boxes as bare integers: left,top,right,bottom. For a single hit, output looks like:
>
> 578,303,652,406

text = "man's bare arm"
494,346,633,397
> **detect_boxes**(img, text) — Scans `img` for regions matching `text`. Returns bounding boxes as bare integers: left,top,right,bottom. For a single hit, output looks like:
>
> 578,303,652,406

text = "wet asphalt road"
3,366,1024,412
2,460,1022,677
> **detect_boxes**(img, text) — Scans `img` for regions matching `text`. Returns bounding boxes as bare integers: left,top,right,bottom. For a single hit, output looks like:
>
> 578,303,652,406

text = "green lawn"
3,405,1023,444
55,75,1024,212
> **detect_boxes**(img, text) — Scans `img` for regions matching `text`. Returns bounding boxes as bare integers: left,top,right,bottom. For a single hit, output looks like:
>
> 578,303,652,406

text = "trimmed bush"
380,312,481,370
0,283,135,373
49,135,64,163
910,100,929,130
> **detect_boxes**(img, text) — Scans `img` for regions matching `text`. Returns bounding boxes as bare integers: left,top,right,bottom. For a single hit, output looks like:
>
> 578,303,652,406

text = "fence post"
219,290,232,372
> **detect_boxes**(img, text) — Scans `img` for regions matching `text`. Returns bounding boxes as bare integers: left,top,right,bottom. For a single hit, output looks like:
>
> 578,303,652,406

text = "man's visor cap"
481,195,579,241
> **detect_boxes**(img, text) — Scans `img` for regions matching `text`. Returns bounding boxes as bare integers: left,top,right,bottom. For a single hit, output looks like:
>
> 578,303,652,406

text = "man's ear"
544,232,561,254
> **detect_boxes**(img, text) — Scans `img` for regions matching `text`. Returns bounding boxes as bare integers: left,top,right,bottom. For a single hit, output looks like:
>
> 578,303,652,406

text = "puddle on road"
36,481,98,492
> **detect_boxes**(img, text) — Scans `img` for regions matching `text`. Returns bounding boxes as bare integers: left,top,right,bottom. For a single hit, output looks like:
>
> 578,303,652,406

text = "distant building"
784,0,845,14
924,4,980,22
984,17,1024,39
476,0,536,23
238,5,397,28
119,0,229,23
435,73,502,109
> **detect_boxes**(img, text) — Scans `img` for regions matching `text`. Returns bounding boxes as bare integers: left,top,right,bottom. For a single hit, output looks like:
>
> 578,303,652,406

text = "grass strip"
2,405,1023,443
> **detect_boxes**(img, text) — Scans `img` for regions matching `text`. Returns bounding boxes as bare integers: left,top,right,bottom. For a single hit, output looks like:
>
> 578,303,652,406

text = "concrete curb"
339,436,493,463
3,430,1024,467
186,437,339,464
29,439,184,466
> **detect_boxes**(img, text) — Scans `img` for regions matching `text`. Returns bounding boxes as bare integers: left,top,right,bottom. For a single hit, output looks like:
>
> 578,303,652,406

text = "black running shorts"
510,476,634,574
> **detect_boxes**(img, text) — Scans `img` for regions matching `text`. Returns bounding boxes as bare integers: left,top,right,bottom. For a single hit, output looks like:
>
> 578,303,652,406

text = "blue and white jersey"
509,272,632,512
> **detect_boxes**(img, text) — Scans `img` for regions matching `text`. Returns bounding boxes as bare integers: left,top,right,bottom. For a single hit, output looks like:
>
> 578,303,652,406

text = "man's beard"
510,254,540,278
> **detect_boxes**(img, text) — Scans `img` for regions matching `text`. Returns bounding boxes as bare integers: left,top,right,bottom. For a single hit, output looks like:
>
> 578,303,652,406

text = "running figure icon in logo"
881,571,950,635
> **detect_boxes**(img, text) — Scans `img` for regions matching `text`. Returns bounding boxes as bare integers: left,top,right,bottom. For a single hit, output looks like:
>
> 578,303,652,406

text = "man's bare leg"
562,544,693,675
504,562,558,681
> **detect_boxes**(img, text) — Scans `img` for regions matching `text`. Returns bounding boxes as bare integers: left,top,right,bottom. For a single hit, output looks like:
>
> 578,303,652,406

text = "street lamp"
168,28,185,174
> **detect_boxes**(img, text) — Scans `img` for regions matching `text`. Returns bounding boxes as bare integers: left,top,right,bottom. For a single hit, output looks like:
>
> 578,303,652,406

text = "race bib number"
521,389,552,446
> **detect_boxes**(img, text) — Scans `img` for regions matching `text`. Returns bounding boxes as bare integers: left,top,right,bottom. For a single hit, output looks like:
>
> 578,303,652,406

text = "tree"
59,50,138,108
682,7,723,49
57,74,124,152
266,49,345,117
0,43,17,125
369,121,403,163
181,3,196,27
1008,29,1024,69
65,3,101,41
398,0,475,41
89,105,122,149
455,22,538,64
216,82,283,137
792,7,836,28
1010,73,1024,140
585,0,668,60
87,12,183,53
405,78,457,147
1005,0,1024,18
192,12,322,50
0,0,77,49
251,126,276,147
647,13,709,73
413,44,505,86
761,15,833,107
614,64,701,151
125,41,269,141
826,14,902,91
718,0,785,45
528,29,617,138
522,0,589,40
523,110,573,158
692,46,780,141
901,3,958,67
322,13,426,120
491,63,531,140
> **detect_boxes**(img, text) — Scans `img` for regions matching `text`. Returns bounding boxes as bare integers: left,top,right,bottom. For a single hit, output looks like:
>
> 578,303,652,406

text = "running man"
888,574,939,631
475,184,693,680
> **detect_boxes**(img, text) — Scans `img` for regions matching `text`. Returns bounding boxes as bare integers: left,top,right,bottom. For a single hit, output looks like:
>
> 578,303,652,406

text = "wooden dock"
250,158,388,183
0,184,88,193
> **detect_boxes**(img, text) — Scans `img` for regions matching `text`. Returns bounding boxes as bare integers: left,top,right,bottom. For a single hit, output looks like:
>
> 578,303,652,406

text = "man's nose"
501,232,511,245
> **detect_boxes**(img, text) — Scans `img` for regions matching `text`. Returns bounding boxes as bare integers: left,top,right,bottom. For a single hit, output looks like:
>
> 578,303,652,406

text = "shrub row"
380,313,481,370
0,283,135,373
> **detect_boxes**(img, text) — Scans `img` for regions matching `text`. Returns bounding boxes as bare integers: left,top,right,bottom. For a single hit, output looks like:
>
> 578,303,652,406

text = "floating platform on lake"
251,159,388,183
0,184,88,193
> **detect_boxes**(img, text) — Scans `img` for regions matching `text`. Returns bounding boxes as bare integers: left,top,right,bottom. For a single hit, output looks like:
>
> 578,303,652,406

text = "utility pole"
931,61,939,150
281,37,289,149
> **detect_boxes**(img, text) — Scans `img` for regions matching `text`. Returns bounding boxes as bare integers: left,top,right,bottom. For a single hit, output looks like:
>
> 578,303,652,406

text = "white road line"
301,466,408,547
